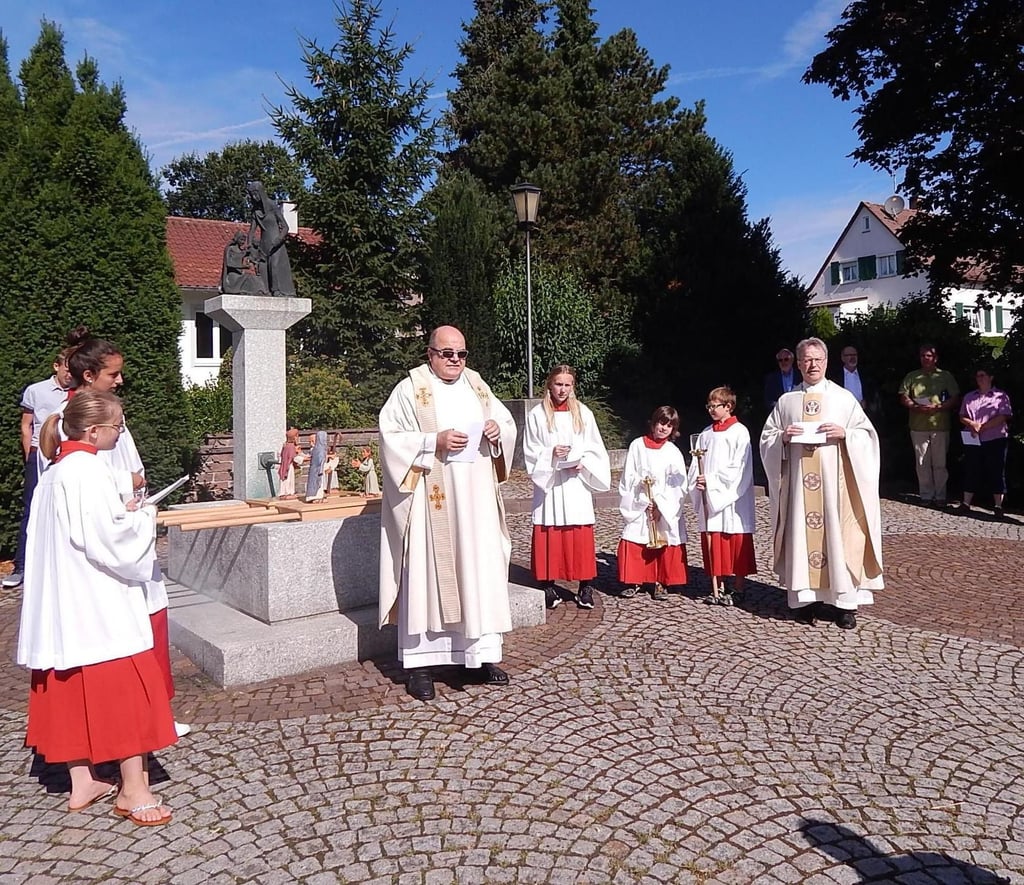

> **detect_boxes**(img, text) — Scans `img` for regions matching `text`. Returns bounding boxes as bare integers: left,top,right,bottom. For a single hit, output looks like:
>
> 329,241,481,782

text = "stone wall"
189,428,381,501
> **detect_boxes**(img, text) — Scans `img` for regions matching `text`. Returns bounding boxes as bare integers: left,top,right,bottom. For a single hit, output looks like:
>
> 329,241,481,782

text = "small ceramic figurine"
351,447,380,496
323,445,340,496
277,428,303,499
305,431,328,502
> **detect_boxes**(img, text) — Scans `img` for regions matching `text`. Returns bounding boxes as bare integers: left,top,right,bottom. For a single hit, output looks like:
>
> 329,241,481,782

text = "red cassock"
700,531,756,578
616,538,688,586
531,524,597,581
27,650,176,764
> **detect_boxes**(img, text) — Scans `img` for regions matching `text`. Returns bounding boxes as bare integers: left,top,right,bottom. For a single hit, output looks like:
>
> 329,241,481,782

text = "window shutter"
996,306,1004,333
830,262,840,286
984,308,993,332
955,303,964,319
895,250,906,274
858,256,876,280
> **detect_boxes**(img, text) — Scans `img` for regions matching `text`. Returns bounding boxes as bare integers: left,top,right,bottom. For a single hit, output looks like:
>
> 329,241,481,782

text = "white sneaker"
2,572,23,589
174,721,192,737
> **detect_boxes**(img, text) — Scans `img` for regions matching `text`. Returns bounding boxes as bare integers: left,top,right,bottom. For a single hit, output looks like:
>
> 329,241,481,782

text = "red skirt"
617,539,688,586
26,650,177,764
700,532,756,578
149,609,175,700
531,524,597,581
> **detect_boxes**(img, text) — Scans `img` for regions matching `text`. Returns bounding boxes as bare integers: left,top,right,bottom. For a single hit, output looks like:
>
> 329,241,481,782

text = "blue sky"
2,0,895,284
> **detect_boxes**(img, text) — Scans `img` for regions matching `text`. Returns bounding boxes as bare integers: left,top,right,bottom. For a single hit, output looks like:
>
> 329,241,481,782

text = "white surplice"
618,439,689,546
687,421,756,534
378,368,516,668
17,451,156,671
760,379,884,610
523,402,611,526
41,399,168,613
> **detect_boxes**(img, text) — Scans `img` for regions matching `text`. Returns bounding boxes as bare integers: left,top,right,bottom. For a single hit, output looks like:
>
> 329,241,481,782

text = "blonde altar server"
378,326,517,702
18,390,176,826
617,406,690,601
524,365,611,611
688,386,756,606
760,337,883,631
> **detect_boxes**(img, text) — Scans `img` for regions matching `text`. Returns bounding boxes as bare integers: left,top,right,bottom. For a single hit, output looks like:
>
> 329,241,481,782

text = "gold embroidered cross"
415,386,432,407
474,385,490,408
429,484,445,510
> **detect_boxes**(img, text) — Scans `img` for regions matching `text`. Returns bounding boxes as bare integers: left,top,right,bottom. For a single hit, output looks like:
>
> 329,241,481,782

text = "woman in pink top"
953,367,1012,518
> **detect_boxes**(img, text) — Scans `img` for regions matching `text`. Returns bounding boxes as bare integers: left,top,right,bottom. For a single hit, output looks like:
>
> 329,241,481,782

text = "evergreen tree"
631,108,808,434
162,140,305,222
0,23,189,555
419,171,503,378
445,0,679,307
270,0,437,399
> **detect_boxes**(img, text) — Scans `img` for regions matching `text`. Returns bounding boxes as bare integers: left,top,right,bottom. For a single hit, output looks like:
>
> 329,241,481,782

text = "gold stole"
799,391,828,589
403,365,498,626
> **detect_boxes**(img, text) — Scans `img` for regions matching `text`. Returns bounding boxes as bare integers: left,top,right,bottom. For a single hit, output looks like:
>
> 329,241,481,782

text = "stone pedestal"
503,397,542,470
165,504,547,687
204,294,311,499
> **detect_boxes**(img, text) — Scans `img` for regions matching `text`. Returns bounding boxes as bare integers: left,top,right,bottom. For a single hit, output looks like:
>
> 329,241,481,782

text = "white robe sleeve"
523,407,557,491
577,405,611,494
66,467,156,584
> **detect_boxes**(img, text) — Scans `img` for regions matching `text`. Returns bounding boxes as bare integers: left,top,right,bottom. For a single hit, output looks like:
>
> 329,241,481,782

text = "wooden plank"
177,512,300,532
157,503,257,527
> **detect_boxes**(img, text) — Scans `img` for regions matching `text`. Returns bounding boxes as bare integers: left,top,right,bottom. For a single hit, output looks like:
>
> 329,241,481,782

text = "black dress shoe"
481,663,510,685
407,670,435,701
836,609,857,630
793,604,818,625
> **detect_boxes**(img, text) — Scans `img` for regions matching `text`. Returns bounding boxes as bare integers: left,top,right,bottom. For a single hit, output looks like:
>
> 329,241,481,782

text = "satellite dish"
883,194,906,217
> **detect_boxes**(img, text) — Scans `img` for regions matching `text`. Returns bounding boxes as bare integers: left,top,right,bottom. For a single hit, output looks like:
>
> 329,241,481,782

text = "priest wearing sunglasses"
378,326,517,701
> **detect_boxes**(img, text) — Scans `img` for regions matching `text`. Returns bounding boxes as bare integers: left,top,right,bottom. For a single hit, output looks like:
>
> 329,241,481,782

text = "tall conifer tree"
271,0,436,397
0,23,189,554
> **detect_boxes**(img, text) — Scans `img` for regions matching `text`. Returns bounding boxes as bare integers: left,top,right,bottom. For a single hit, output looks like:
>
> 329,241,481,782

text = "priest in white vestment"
378,327,517,701
760,337,883,630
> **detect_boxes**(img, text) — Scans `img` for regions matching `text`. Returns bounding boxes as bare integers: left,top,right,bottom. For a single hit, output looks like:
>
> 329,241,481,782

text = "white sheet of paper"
791,421,826,445
448,421,484,463
961,430,981,447
143,475,190,506
913,396,933,406
556,455,582,470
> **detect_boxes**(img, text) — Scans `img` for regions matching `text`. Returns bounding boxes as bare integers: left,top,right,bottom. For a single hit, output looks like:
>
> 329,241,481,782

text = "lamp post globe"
510,182,541,398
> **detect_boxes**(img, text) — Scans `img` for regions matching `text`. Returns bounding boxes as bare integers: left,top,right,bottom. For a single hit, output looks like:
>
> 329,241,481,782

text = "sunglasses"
429,347,469,360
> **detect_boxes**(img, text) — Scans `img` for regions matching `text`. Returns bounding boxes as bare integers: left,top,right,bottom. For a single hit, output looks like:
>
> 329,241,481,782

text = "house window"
877,254,897,277
863,216,870,232
840,261,859,283
194,311,232,360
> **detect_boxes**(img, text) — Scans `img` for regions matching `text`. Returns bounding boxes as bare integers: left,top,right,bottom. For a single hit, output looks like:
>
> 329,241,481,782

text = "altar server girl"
524,365,611,610
17,389,175,825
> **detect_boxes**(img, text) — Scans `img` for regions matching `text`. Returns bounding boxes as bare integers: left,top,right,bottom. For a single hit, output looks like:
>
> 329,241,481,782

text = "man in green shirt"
898,344,960,505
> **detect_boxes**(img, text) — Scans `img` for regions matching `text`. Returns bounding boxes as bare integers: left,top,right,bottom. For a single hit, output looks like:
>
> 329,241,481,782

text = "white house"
807,201,1016,336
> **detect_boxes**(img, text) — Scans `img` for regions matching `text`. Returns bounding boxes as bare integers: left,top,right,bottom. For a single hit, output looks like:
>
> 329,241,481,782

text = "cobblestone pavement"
2,490,1024,884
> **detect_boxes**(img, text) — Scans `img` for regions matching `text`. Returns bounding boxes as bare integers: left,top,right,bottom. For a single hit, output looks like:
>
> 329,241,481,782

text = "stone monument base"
164,503,546,687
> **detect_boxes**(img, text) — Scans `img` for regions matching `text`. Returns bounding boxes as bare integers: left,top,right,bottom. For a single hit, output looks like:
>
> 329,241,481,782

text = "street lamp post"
511,182,541,398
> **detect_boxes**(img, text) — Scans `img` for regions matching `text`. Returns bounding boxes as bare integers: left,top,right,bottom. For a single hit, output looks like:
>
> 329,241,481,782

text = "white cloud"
669,0,848,86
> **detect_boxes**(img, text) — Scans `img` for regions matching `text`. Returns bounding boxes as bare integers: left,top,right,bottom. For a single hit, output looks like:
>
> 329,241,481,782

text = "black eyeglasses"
429,347,469,360
706,402,729,411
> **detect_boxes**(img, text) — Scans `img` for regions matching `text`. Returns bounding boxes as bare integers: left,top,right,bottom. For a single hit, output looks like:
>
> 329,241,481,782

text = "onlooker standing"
4,348,74,590
827,345,880,415
953,367,1012,518
523,365,611,611
898,343,960,506
763,349,802,410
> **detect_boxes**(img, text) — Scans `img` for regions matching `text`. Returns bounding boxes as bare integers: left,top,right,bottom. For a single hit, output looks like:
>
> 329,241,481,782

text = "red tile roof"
165,216,318,289
863,201,918,236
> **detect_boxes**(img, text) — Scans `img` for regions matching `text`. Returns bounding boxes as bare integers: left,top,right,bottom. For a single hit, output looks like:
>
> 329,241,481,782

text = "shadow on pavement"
800,818,1010,884
28,752,171,795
